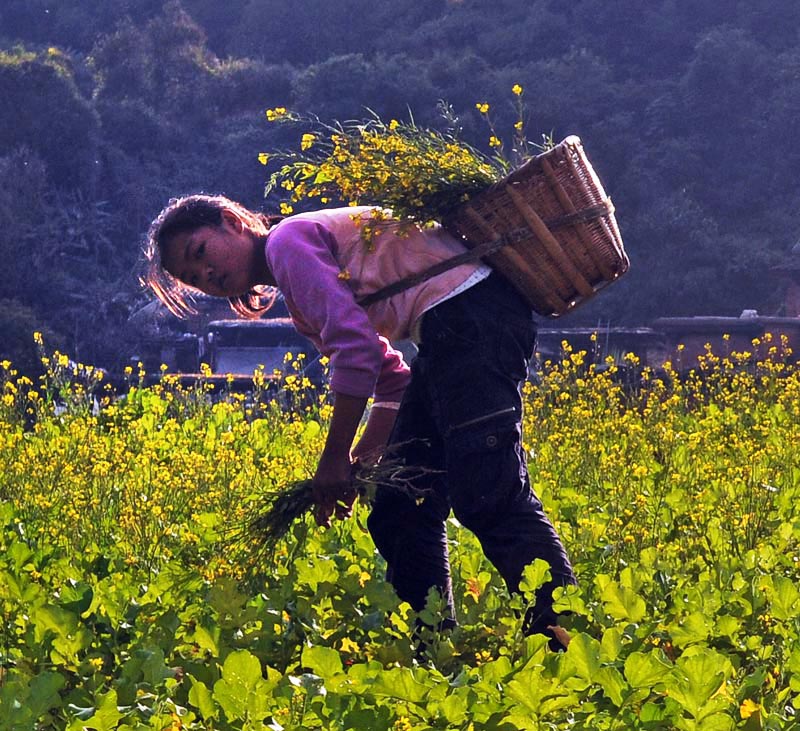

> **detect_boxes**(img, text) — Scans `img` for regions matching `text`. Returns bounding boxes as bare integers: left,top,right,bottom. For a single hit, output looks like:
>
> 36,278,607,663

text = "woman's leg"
366,356,456,627
421,274,576,644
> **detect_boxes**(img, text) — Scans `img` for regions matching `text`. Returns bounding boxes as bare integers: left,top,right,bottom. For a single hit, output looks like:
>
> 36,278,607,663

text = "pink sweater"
265,207,488,404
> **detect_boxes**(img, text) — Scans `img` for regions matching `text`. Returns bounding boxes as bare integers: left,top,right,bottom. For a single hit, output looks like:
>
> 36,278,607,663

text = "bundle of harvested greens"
233,456,438,563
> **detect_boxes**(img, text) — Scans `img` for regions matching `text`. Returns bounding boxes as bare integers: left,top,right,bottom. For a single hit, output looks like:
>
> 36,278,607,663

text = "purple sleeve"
265,218,410,402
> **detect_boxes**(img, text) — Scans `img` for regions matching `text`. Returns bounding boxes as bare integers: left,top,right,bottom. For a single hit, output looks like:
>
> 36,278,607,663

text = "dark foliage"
1,0,798,372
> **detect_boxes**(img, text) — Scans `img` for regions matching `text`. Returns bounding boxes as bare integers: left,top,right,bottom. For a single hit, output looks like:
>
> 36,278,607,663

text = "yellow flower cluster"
0,343,331,575
263,107,504,229
523,339,800,567
2,335,798,593
265,107,288,121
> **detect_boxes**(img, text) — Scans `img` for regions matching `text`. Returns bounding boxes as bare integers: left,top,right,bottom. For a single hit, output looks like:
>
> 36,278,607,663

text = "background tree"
0,0,798,373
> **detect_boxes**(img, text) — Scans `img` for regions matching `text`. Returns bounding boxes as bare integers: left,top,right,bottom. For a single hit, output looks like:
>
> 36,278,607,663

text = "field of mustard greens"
2,334,800,731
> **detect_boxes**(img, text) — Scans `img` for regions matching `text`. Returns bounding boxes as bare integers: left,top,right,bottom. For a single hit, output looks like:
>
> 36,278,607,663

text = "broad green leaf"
666,650,730,720
220,649,264,690
770,576,800,620
208,576,248,616
303,420,321,440
552,583,587,615
83,690,123,731
301,645,343,679
624,651,672,689
31,604,79,643
669,611,711,647
188,676,216,720
369,667,433,703
7,540,35,570
596,666,628,707
564,633,600,682
639,701,668,722
189,621,220,657
715,614,742,639
439,690,469,724
295,555,340,591
507,670,569,715
26,671,65,720
694,712,735,731
519,559,552,598
0,680,34,728
478,655,513,684
598,579,646,622
51,626,92,664
0,569,29,602
213,650,277,722
139,647,171,687
600,626,623,662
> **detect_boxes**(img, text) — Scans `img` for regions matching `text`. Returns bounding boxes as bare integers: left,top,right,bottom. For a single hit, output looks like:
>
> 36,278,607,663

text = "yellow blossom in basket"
301,133,316,150
489,135,502,148
265,106,287,121
279,202,294,215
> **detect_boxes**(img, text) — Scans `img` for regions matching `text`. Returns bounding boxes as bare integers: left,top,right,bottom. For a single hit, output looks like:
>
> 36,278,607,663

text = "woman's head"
143,194,278,318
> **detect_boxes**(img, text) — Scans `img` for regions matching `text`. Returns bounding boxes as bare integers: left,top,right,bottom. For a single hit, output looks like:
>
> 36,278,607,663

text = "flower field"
2,339,800,731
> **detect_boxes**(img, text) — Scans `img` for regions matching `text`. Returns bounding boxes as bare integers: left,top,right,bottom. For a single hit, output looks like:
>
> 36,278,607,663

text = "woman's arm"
312,391,368,527
351,405,398,464
313,397,398,526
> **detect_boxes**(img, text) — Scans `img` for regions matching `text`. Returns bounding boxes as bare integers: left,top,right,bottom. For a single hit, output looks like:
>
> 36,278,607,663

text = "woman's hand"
311,391,373,527
312,449,356,527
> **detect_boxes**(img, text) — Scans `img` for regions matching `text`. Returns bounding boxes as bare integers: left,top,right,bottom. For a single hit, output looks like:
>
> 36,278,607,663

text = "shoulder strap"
355,235,508,307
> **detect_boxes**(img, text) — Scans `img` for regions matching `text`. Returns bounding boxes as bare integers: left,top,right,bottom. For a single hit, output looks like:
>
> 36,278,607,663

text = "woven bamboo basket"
442,135,629,317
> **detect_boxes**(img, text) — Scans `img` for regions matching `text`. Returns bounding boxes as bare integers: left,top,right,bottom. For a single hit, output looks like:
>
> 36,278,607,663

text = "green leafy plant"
1,341,800,729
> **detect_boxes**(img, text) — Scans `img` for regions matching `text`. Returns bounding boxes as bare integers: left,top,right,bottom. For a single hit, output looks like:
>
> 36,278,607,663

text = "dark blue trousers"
367,273,576,643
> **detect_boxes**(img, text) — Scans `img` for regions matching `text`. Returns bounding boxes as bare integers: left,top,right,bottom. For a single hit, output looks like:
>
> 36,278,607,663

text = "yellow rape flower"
475,102,490,114
301,133,316,150
489,136,502,148
257,152,269,165
512,83,523,96
265,107,287,121
740,699,761,719
339,637,360,654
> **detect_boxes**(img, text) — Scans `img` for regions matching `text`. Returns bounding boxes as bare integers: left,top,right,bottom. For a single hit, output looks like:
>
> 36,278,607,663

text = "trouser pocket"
446,418,530,529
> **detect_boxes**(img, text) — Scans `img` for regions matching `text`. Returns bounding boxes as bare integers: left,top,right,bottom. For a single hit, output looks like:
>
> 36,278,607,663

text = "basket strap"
544,200,614,229
355,200,614,308
356,235,509,307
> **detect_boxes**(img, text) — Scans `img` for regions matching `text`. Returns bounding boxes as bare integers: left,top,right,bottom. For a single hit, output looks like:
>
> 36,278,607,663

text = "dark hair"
142,194,282,318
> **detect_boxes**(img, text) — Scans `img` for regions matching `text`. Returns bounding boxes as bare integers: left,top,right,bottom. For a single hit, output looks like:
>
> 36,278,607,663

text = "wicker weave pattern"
443,135,629,317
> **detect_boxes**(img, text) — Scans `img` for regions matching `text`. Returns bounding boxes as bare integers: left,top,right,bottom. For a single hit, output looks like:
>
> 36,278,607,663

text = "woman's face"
162,211,264,298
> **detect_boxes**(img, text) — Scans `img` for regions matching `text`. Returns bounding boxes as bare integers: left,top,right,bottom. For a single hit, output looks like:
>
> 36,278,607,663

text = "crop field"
2,337,800,731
